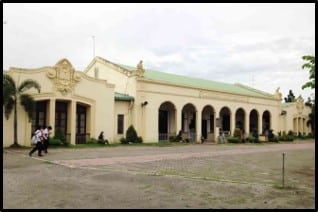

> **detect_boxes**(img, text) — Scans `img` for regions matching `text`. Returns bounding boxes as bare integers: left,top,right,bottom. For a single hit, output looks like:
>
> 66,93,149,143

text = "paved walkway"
51,141,314,168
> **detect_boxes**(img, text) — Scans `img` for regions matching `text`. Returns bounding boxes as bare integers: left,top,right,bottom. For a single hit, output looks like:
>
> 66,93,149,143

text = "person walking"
42,126,52,154
29,125,44,157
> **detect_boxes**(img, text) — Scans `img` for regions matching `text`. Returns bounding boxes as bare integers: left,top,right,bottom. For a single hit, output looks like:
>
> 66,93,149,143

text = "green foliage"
49,138,62,146
301,55,315,136
284,89,296,103
54,128,68,146
286,135,294,141
20,94,36,121
227,136,240,143
306,132,313,138
3,74,41,146
246,135,256,143
87,137,97,144
126,125,138,143
287,130,294,136
251,130,259,143
120,137,128,144
301,55,315,90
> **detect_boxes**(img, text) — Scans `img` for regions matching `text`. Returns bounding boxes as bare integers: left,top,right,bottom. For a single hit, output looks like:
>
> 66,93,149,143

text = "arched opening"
235,108,245,130
158,101,176,141
249,109,259,134
182,103,196,142
219,107,231,133
201,105,215,141
262,110,271,135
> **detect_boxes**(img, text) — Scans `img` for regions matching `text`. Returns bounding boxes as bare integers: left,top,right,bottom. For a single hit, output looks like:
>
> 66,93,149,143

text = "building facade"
3,57,312,147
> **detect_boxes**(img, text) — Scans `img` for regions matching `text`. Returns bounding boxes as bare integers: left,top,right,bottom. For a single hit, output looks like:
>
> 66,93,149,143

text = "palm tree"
3,74,41,147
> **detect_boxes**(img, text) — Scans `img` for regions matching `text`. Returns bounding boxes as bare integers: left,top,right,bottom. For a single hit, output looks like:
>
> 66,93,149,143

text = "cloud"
3,3,315,101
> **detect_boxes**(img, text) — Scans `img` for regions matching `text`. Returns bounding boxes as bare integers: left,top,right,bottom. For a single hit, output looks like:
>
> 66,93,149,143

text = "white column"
49,99,56,137
258,114,262,135
245,112,249,136
296,117,299,135
68,100,76,145
231,112,235,136
175,108,182,134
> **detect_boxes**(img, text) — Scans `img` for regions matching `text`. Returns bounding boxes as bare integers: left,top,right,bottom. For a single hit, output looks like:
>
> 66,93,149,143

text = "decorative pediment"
47,59,81,95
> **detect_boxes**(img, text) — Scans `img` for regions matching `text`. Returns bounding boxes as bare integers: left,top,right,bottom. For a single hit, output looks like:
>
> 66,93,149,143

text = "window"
31,101,47,133
117,114,124,134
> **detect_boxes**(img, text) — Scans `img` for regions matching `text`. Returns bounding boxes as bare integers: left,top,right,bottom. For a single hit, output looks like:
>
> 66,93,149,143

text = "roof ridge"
97,58,275,99
235,83,273,97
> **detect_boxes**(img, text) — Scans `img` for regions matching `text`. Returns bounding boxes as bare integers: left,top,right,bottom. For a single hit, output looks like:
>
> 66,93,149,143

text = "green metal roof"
115,63,274,98
115,92,134,101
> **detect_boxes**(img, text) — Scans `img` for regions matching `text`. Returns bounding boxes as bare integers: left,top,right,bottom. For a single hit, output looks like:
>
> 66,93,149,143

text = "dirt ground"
3,140,315,209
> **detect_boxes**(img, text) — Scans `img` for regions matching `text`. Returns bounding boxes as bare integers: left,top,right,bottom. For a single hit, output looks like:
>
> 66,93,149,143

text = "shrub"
126,125,138,143
287,130,294,136
247,135,256,143
120,137,128,144
49,138,62,146
307,133,313,138
233,128,241,138
251,130,259,143
268,129,277,142
54,128,68,146
87,137,97,144
54,128,66,142
137,136,143,143
227,136,240,143
169,135,177,142
286,135,294,141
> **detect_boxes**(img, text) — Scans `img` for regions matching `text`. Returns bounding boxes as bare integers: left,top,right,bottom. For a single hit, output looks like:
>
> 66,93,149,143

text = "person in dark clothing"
29,126,44,157
42,126,52,154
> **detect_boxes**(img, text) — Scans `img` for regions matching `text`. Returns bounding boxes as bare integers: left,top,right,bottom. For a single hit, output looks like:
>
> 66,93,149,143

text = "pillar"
245,112,249,135
48,99,56,137
258,113,262,135
68,100,76,145
231,112,235,135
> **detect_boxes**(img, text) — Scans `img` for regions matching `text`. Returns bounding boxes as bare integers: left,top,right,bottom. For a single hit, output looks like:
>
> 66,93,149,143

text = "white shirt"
34,129,42,142
42,128,48,140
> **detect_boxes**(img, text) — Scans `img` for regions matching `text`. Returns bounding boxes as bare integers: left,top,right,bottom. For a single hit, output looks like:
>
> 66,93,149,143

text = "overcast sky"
3,3,315,101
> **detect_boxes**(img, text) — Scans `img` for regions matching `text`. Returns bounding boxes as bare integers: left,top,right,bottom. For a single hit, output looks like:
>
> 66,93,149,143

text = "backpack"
31,135,37,145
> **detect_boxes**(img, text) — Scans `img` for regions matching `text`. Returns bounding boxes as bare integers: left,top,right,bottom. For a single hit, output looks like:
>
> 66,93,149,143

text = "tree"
301,55,315,90
301,55,315,137
284,89,296,103
3,74,41,147
125,125,138,143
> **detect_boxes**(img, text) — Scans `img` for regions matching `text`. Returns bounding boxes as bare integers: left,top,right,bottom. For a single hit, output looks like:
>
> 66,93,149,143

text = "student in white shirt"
29,125,44,157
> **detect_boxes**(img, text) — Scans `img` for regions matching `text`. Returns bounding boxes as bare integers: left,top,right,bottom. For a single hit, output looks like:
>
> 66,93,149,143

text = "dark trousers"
43,138,49,153
29,142,43,156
